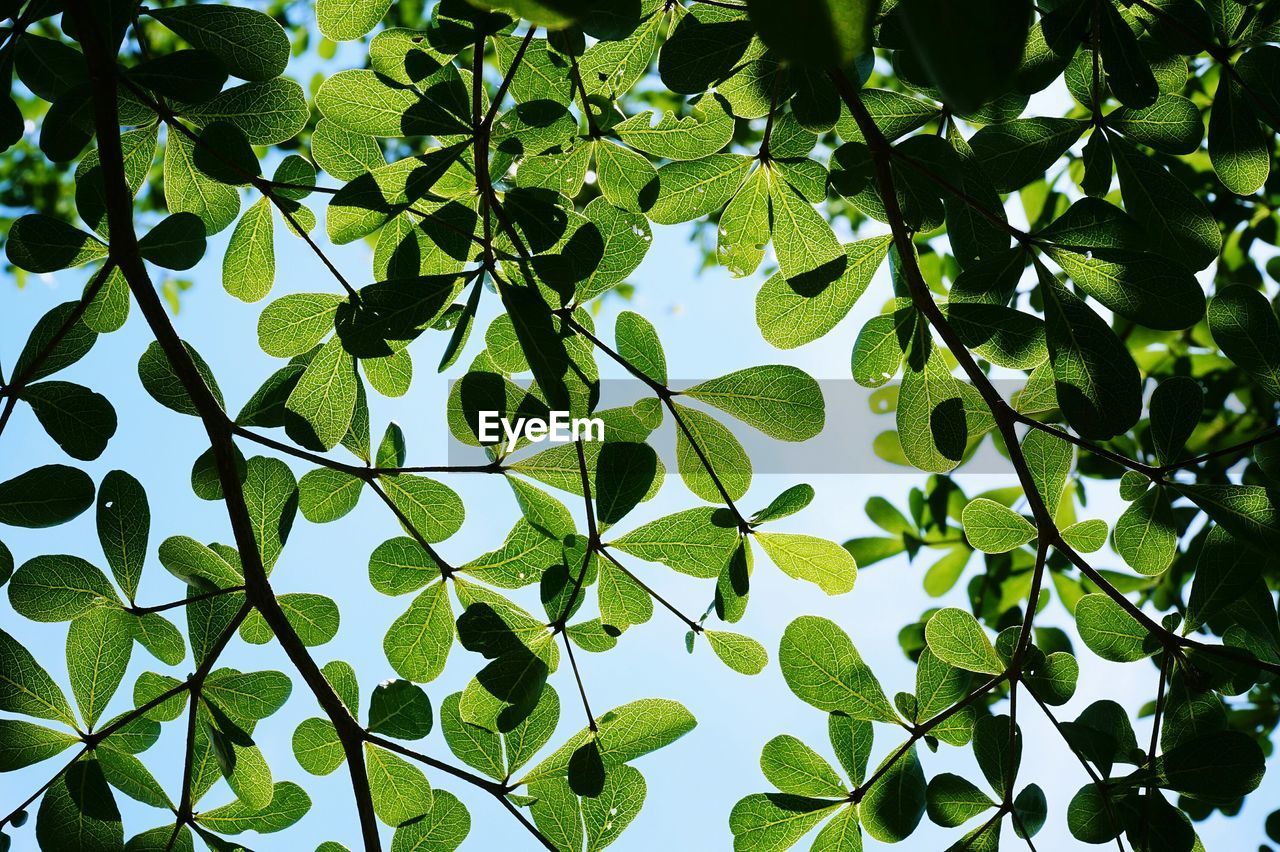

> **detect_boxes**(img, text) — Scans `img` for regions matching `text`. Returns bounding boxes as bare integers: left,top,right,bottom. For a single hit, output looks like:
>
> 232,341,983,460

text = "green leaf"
615,311,667,386
610,507,739,579
258,293,344,358
147,5,290,81
369,680,433,740
761,734,846,797
440,692,505,780
36,759,124,851
672,404,751,502
924,608,1004,675
961,498,1036,554
67,607,133,728
1173,483,1280,551
1149,376,1203,466
1098,0,1158,108
0,465,94,529
705,630,768,675
299,468,363,523
528,778,584,852
1111,136,1220,271
136,339,225,417
758,237,893,350
1074,593,1158,662
0,628,78,726
384,581,454,682
580,763,644,852
388,789,471,851
1109,94,1203,155
196,781,312,834
970,118,1086,194
897,337,967,473
1207,284,1280,397
318,0,393,40
778,616,897,721
379,474,465,543
158,536,242,589
162,130,240,235
1112,486,1177,576
926,773,994,827
1208,75,1269,195
1045,245,1205,332
9,554,118,621
756,532,857,595
616,93,734,161
242,456,298,573
204,669,291,723
95,746,170,809
686,365,824,442
752,484,815,525
1150,730,1265,803
729,793,840,852
14,301,98,384
746,0,874,67
1185,525,1263,631
285,336,358,451
520,698,696,785
0,719,79,771
316,68,469,137
648,154,754,225
23,381,117,461
293,717,345,775
138,213,207,271
861,743,926,843
223,198,275,302
941,303,1047,369
131,613,185,666
1038,261,1141,440
96,471,149,602
5,214,108,273
1061,519,1108,553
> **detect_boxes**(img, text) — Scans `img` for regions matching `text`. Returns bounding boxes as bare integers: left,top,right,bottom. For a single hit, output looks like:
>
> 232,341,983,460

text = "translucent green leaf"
67,607,133,728
9,553,118,622
686,365,824,442
756,532,857,595
582,763,645,852
196,781,312,834
162,130,240,235
318,0,393,40
36,758,123,851
673,404,751,502
0,718,79,771
610,507,739,579
1109,94,1203,155
705,630,768,675
926,773,994,827
860,743,926,843
1208,74,1269,195
388,789,471,851
648,154,754,225
969,118,1086,193
1038,262,1141,440
616,93,734,161
729,793,840,852
384,581,454,682
223,197,275,302
1207,284,1280,397
962,498,1036,554
778,616,897,721
761,734,846,797
0,628,78,726
136,339,225,417
924,608,1003,675
293,717,345,775
299,468,363,523
758,236,892,350
1074,593,1157,662
1112,486,1177,575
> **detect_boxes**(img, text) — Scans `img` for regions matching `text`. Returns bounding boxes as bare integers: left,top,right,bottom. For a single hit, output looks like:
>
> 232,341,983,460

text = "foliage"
1,0,1280,850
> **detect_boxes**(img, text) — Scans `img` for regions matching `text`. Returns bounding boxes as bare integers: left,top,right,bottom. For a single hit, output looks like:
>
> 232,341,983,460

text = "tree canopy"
3,0,1280,850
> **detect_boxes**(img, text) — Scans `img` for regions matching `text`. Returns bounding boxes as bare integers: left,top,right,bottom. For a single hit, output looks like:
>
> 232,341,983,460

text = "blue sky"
3,28,1278,852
